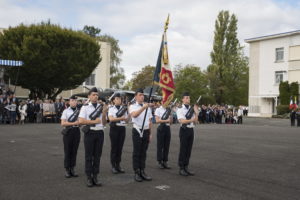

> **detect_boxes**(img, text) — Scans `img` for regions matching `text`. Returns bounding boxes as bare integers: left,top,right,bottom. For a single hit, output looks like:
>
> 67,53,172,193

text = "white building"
245,30,300,117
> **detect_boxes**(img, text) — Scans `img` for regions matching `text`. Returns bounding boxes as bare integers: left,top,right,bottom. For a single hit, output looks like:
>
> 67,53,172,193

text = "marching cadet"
108,93,129,174
79,87,108,187
155,101,172,169
129,88,153,182
60,96,81,178
176,92,199,176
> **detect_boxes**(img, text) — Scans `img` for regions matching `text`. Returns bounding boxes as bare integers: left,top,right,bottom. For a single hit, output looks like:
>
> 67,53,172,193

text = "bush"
279,81,290,105
276,105,290,115
272,113,290,119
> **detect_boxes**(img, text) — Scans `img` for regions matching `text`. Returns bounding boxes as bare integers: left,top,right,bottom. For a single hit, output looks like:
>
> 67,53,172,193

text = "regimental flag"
153,15,175,107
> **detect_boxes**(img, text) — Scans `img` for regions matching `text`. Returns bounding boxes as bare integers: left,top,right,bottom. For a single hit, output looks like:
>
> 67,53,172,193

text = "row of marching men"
60,87,198,187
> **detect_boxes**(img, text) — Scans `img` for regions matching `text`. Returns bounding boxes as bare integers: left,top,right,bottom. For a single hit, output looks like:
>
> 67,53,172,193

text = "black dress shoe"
158,162,165,169
163,162,171,169
93,175,102,186
179,169,189,176
112,167,119,174
140,170,152,181
134,169,143,182
65,168,71,178
70,167,78,177
184,167,195,176
86,176,93,187
116,165,125,173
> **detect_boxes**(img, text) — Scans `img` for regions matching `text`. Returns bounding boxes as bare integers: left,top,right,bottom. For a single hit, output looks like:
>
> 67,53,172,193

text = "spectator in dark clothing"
27,100,35,123
290,109,296,126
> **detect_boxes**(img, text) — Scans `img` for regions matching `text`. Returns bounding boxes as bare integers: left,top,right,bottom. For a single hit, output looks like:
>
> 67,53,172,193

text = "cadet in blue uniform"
108,93,129,174
79,87,108,187
129,88,153,182
176,92,199,176
60,96,80,178
155,102,172,169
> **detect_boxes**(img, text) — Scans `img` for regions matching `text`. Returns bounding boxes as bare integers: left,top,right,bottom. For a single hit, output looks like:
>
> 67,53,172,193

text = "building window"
85,74,95,86
275,47,284,61
275,71,285,84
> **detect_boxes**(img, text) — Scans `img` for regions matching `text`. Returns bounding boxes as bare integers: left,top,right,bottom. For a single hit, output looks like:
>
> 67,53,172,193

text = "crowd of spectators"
0,87,86,125
0,86,248,125
151,102,248,125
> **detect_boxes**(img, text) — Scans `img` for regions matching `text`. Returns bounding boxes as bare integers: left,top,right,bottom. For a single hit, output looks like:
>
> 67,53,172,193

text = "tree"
0,23,101,99
290,82,299,103
82,25,101,38
173,65,209,103
131,65,155,91
122,80,133,90
279,81,290,105
209,10,249,106
82,25,126,89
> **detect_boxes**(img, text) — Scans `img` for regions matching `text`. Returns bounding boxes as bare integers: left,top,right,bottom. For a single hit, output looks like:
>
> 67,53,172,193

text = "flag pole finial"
164,14,170,32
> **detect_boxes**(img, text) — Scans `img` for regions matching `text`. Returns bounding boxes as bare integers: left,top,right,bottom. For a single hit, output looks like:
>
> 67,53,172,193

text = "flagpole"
140,15,170,136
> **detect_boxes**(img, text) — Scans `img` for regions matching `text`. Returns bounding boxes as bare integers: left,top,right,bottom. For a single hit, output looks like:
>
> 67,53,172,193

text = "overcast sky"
1,0,300,80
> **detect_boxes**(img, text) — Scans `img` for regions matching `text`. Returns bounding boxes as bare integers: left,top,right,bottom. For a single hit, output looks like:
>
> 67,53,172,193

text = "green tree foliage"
173,65,209,103
276,105,290,115
82,25,101,38
290,81,299,102
0,23,101,99
82,25,125,89
122,80,133,90
131,65,155,91
209,10,249,106
279,81,290,105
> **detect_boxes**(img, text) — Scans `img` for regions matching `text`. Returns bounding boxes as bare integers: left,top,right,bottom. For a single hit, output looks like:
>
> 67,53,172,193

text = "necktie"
92,103,97,108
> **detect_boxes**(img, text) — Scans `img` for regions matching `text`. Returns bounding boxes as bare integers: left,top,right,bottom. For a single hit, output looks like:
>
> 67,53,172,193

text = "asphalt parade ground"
0,117,299,200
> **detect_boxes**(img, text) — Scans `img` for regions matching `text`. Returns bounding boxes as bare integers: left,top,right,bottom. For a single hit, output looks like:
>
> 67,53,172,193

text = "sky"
1,0,300,80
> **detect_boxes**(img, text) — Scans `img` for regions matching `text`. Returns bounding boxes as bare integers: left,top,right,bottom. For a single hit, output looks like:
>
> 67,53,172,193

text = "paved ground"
0,117,300,200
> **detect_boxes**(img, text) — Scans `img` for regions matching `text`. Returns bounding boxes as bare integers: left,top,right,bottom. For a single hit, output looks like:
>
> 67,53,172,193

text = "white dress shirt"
79,103,103,130
108,105,128,126
61,107,78,127
237,109,243,117
129,102,152,130
61,107,76,121
177,105,195,128
154,106,170,126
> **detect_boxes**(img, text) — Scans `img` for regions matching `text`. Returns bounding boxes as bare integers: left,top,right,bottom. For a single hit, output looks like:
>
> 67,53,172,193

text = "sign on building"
0,59,23,66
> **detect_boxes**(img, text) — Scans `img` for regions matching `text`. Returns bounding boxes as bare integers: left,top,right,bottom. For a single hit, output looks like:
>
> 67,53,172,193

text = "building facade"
245,30,300,117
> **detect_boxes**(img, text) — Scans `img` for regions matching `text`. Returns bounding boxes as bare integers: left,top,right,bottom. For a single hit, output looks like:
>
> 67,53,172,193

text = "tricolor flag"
153,15,175,107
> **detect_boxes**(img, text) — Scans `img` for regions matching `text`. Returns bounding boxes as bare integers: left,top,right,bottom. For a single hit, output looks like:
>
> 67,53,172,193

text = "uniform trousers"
109,125,126,166
178,127,194,168
63,127,80,169
157,124,171,162
84,130,104,176
132,128,150,171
